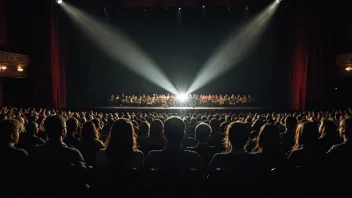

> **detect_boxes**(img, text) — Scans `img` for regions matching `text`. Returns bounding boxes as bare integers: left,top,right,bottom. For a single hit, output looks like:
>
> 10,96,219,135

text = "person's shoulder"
183,149,201,158
185,146,197,151
134,150,144,157
212,152,228,159
13,147,28,157
146,149,162,158
327,142,345,153
64,144,83,155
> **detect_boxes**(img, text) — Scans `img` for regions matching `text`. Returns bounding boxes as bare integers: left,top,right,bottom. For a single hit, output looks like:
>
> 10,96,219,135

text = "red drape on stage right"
289,0,334,111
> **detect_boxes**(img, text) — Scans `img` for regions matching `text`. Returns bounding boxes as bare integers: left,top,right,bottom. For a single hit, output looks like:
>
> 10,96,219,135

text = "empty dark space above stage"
64,2,290,109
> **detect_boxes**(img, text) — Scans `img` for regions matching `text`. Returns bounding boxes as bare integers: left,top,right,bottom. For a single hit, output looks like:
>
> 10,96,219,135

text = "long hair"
253,124,281,153
293,121,320,150
104,119,137,160
224,122,250,153
319,119,337,139
81,121,99,140
149,119,164,138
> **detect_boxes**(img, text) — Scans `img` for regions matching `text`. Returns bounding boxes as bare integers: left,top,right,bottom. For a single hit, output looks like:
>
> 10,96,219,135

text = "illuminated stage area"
93,106,262,113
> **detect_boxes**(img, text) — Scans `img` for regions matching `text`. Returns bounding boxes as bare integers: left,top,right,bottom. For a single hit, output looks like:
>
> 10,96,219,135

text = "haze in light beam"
60,2,178,95
187,1,280,94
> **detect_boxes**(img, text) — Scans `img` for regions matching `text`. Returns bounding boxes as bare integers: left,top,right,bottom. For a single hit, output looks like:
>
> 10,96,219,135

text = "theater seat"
206,168,264,196
92,168,144,196
145,168,203,198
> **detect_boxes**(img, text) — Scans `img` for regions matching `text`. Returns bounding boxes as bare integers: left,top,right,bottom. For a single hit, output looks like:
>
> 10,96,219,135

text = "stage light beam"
60,2,178,95
186,1,280,94
57,0,63,4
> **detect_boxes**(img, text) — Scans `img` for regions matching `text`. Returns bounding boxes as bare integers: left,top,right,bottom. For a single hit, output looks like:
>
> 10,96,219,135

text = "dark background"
2,0,352,110
64,1,290,108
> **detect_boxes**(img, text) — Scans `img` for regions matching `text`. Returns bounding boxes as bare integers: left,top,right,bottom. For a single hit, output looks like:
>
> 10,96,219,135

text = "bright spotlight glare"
276,0,281,3
179,8,181,10
57,0,63,4
177,94,188,102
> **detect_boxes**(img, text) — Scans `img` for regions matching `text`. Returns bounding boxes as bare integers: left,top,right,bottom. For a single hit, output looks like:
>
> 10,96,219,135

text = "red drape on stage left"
0,0,7,44
50,4,66,109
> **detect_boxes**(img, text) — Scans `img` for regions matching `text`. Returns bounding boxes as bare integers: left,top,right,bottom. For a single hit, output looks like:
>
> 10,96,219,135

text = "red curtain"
289,21,308,111
50,3,66,109
0,0,6,44
289,0,334,111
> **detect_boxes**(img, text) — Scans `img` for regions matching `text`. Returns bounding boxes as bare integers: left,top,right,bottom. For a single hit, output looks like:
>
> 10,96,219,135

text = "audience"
1,106,352,197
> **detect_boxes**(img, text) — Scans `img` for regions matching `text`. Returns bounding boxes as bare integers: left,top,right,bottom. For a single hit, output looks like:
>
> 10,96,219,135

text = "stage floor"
91,106,263,113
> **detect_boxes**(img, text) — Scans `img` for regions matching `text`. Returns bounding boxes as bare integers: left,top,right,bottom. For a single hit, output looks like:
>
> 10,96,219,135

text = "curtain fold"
50,3,66,109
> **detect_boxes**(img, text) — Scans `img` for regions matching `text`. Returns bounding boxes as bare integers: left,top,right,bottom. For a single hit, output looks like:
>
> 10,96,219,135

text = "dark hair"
210,118,220,133
139,121,150,137
44,115,66,139
26,122,38,135
254,124,281,153
293,122,320,150
285,116,297,132
224,122,250,153
66,118,78,134
164,117,185,144
195,123,211,142
0,119,21,144
81,121,99,140
150,119,163,138
319,119,337,138
252,119,264,132
105,119,137,160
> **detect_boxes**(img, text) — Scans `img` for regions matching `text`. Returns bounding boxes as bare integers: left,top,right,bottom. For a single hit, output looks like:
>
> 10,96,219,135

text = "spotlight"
179,7,181,10
57,0,63,4
202,5,205,8
276,0,281,3
246,6,248,10
346,67,352,72
176,94,188,102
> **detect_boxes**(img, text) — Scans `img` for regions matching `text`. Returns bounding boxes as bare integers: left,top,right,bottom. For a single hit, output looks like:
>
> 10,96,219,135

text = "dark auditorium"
1,0,352,197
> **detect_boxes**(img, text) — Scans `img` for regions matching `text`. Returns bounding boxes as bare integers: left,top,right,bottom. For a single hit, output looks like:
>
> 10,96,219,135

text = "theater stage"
92,106,263,113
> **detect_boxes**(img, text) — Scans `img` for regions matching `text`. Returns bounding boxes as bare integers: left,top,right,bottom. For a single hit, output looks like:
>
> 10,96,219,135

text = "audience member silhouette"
64,118,81,149
319,119,341,153
0,120,28,197
27,115,86,197
96,118,144,169
287,121,323,167
79,121,105,166
145,116,201,170
17,121,45,151
186,123,218,175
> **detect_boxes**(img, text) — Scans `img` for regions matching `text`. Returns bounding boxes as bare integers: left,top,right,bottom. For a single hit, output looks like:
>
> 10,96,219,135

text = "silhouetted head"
164,117,185,145
44,115,66,140
105,118,137,158
224,122,250,153
293,121,320,150
0,119,21,145
195,123,211,143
